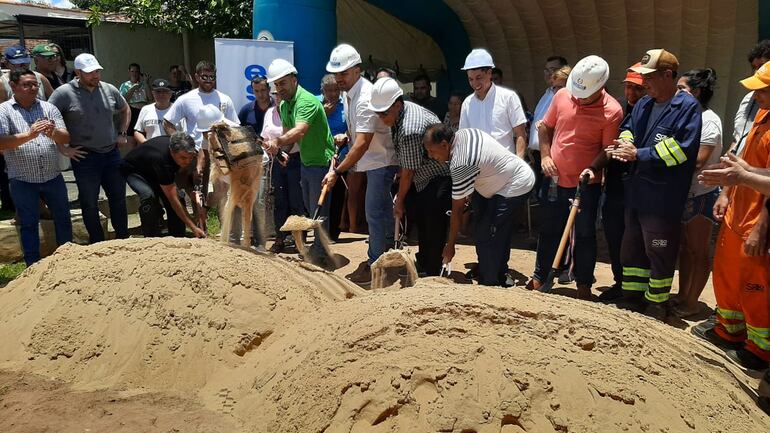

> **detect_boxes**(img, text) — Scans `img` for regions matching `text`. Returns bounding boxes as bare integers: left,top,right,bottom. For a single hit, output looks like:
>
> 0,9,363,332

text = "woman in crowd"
443,91,463,131
674,68,722,317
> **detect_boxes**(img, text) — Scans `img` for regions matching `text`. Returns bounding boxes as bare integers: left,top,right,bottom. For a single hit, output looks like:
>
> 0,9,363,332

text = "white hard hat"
461,48,495,70
195,105,225,132
326,43,362,73
567,55,610,99
368,77,404,112
266,58,297,83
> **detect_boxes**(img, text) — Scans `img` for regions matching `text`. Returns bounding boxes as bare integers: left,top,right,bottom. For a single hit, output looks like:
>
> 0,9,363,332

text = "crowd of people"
1,39,770,375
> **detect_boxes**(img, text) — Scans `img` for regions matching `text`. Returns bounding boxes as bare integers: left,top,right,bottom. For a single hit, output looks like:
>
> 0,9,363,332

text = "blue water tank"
253,0,337,92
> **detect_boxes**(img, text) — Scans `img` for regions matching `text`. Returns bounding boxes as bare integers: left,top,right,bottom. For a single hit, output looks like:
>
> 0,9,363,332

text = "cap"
31,44,58,57
3,44,31,65
462,49,495,70
266,58,298,83
630,49,679,74
368,77,404,112
196,105,225,132
73,53,103,73
740,60,770,90
151,78,171,91
567,55,609,99
623,63,644,86
326,44,362,73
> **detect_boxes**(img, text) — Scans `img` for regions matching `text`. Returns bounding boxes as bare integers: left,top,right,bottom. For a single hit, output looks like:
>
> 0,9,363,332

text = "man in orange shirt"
705,61,770,370
527,55,623,299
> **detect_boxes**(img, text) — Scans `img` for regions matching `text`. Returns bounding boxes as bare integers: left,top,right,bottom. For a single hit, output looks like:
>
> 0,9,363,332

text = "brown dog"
207,123,264,247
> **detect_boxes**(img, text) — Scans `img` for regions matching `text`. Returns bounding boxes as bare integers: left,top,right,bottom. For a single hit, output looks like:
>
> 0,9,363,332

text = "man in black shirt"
121,132,205,238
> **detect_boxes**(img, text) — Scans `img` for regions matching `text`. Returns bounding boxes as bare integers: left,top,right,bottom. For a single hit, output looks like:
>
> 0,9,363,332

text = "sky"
19,0,77,9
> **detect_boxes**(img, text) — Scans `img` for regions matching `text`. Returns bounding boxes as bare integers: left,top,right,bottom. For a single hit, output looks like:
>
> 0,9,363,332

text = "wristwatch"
119,131,127,137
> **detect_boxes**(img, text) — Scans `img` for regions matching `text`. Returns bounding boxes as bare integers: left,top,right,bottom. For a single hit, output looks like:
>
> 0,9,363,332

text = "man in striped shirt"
0,69,85,265
423,125,534,286
370,78,451,276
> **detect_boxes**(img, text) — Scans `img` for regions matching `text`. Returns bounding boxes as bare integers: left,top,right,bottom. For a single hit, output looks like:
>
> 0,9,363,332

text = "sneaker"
642,302,668,322
726,348,770,371
347,263,372,286
691,326,743,351
557,269,574,284
598,285,623,303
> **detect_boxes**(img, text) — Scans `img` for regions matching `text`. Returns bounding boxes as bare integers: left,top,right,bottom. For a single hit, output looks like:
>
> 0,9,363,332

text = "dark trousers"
533,183,601,286
415,176,451,276
125,173,185,238
473,192,528,286
620,208,681,303
602,192,625,288
329,171,346,241
9,175,72,265
271,153,304,241
71,148,128,243
0,155,14,212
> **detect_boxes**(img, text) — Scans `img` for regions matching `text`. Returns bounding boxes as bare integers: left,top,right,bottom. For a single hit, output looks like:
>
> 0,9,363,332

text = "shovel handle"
317,182,330,207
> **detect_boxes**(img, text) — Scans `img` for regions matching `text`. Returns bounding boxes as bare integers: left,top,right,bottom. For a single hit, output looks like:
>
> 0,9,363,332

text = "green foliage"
0,262,26,287
71,0,254,38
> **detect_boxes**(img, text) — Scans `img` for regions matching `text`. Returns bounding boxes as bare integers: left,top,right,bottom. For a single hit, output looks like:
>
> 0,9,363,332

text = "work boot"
691,326,743,352
558,269,574,284
616,292,646,313
726,348,770,371
642,302,668,322
347,262,372,286
576,283,592,300
598,284,623,303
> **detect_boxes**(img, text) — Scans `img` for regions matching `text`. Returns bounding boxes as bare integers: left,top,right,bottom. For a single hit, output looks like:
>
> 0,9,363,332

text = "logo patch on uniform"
651,239,668,248
654,133,669,143
744,283,766,293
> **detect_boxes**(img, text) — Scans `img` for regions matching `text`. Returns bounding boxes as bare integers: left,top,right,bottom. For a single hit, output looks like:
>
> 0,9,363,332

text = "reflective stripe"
622,281,647,292
722,321,747,334
747,325,770,338
716,308,745,320
645,290,670,303
747,327,770,350
654,140,678,167
623,267,651,278
619,130,634,143
664,137,687,164
649,277,673,289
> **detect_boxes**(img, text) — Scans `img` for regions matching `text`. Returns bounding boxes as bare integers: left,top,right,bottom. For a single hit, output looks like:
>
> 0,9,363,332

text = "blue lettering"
244,64,266,81
246,84,255,101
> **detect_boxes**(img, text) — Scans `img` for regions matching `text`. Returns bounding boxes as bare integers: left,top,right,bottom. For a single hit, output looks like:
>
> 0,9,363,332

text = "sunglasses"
198,74,216,82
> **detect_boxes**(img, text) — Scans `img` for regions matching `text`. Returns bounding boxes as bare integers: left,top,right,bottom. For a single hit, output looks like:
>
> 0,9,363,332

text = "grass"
0,262,26,287
206,207,221,236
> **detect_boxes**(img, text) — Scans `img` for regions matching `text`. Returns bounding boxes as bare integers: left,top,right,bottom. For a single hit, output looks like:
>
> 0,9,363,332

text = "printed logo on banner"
244,64,267,101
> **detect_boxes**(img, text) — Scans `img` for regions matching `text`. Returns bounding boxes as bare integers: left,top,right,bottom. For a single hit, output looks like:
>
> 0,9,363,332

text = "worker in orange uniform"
702,61,770,371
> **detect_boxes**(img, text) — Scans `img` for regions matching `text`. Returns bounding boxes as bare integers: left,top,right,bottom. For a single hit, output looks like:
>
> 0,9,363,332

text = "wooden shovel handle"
317,182,330,207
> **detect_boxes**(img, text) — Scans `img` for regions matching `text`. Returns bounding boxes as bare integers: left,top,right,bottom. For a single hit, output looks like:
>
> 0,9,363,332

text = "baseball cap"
73,53,103,73
623,63,644,86
740,60,770,90
630,49,679,74
31,44,58,57
151,78,171,91
4,44,31,65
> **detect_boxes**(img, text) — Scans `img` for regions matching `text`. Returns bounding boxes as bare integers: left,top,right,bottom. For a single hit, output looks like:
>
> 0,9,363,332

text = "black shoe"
643,302,668,322
727,348,770,371
598,285,623,303
691,326,743,351
616,293,646,313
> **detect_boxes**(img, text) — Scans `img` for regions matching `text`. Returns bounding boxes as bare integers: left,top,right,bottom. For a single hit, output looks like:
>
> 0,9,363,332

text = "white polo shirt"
459,83,527,154
163,88,239,150
344,77,396,172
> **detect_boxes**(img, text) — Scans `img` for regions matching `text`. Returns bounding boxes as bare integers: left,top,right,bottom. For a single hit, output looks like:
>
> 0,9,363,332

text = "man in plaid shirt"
0,69,85,265
369,77,451,276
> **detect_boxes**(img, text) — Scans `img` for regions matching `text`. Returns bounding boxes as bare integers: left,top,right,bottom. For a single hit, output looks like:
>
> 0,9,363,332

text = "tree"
71,0,253,38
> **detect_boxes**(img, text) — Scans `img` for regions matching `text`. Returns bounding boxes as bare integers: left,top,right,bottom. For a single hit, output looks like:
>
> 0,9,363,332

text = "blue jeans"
9,175,72,265
365,165,398,264
533,183,601,286
473,192,528,286
71,148,128,243
300,164,331,255
273,153,305,240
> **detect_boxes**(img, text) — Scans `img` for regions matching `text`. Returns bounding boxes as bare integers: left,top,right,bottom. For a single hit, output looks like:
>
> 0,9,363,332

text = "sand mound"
223,283,769,433
0,238,364,393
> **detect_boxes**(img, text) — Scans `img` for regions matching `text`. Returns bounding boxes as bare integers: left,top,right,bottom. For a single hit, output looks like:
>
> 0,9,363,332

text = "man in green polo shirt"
264,58,335,263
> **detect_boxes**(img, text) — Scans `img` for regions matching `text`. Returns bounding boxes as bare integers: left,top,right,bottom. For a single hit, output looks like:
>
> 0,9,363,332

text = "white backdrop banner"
214,38,294,113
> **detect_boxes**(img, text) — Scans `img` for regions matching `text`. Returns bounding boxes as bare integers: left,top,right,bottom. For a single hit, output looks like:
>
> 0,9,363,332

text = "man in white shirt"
134,78,174,144
322,43,398,286
459,49,528,158
424,125,534,286
730,40,770,155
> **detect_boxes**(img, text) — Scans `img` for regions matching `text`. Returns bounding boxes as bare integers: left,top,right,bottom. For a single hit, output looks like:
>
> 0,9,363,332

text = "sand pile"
220,281,769,433
0,238,363,394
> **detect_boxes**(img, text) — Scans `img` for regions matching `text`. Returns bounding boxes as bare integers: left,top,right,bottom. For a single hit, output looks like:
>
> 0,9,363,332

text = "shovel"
539,173,590,294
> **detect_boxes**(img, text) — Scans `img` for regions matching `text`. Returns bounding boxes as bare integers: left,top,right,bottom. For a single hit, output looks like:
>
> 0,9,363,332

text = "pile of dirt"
222,280,769,433
0,238,363,394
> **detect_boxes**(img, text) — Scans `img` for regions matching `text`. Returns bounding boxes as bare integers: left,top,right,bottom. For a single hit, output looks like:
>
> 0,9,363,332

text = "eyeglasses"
20,82,40,90
199,74,216,82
